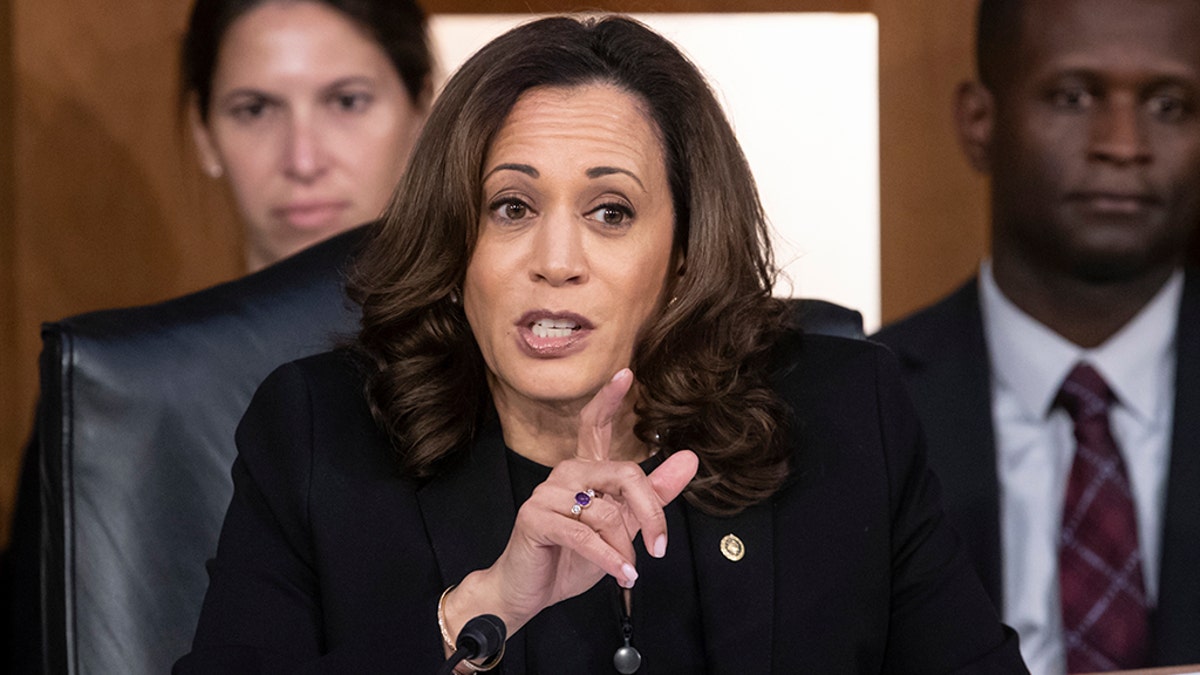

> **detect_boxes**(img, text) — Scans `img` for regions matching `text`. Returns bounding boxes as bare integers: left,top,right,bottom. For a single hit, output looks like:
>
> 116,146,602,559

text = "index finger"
576,368,634,461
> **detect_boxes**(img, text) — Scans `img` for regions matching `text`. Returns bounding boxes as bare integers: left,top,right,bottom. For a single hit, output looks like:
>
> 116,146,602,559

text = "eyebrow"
1144,75,1200,92
586,166,645,190
484,163,539,180
215,77,379,111
482,163,646,190
1045,68,1198,91
321,76,378,92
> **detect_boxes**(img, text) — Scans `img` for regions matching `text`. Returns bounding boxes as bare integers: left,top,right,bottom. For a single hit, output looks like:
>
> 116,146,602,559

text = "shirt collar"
979,262,1181,423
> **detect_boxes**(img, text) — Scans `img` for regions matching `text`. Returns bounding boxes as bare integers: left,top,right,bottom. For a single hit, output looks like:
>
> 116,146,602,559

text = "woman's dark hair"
181,0,431,121
350,15,791,515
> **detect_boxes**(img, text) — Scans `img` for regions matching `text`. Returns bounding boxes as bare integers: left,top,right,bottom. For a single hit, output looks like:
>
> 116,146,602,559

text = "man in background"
873,0,1200,672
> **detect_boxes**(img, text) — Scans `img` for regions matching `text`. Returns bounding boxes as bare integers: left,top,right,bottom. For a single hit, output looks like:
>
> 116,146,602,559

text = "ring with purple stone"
570,489,596,518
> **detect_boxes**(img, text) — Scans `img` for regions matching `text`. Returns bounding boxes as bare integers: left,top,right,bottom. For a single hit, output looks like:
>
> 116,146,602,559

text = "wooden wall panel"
4,0,244,543
0,0,986,546
1,0,17,547
874,0,985,323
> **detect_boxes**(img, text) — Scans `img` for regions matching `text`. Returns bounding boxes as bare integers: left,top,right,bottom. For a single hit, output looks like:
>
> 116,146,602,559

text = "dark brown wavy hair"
349,15,790,515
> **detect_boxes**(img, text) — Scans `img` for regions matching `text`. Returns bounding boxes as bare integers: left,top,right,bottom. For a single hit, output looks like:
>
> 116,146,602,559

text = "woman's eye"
504,202,527,220
229,99,271,122
587,204,633,227
491,198,532,222
331,92,372,113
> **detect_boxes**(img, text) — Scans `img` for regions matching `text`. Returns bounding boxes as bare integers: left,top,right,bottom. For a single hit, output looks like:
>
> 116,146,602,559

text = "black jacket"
872,273,1200,666
178,333,1026,673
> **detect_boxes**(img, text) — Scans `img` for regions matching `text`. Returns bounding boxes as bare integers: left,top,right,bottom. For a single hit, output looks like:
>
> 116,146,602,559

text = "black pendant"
613,614,642,674
614,644,642,674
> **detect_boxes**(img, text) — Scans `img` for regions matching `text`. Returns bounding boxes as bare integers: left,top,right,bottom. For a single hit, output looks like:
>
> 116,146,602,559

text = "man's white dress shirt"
978,262,1182,675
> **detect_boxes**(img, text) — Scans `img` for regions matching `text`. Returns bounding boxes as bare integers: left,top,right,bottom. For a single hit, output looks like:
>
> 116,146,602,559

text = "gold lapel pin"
720,533,745,562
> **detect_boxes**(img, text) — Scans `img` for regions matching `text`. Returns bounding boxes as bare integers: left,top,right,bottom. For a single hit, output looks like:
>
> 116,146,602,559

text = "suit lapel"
416,415,528,672
1152,269,1200,663
685,500,774,675
889,280,1004,605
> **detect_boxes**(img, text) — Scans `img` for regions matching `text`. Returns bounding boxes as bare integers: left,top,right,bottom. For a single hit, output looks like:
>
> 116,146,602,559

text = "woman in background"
0,3,430,672
182,0,431,271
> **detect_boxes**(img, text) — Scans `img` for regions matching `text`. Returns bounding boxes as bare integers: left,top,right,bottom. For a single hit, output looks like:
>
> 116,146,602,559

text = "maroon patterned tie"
1057,363,1149,672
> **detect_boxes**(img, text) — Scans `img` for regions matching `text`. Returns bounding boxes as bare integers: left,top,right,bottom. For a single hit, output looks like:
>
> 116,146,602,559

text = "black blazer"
177,333,1026,673
872,272,1200,666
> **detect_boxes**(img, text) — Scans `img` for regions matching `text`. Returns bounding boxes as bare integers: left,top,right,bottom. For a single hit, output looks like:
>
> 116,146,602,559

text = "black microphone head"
456,614,507,660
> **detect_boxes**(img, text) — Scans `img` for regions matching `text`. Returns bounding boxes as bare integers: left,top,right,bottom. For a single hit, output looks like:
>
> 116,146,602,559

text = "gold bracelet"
437,584,505,672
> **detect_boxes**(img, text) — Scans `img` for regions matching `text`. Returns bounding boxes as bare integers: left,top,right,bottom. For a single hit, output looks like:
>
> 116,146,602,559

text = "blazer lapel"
1152,269,1200,663
685,500,774,675
416,415,528,672
887,280,1004,605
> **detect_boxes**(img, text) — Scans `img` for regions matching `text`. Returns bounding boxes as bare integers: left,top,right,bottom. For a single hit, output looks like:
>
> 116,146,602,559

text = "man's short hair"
976,0,1023,90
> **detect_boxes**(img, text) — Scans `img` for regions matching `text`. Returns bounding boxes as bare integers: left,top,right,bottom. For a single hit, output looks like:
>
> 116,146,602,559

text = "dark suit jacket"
871,272,1200,666
176,333,1026,673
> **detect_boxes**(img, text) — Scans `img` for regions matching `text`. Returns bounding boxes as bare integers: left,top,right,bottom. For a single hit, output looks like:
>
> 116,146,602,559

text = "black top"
176,332,1028,673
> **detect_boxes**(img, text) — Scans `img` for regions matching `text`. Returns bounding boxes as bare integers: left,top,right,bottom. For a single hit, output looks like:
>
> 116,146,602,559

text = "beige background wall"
0,0,985,545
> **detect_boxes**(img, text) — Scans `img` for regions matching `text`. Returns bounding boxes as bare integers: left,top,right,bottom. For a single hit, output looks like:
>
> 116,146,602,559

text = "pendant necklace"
613,587,642,674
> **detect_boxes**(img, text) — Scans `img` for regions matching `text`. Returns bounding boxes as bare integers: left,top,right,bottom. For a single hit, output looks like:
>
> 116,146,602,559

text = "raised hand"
442,369,698,642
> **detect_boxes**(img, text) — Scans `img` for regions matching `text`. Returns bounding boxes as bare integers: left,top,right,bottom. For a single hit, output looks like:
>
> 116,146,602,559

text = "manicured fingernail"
652,535,667,559
613,368,630,382
621,563,638,588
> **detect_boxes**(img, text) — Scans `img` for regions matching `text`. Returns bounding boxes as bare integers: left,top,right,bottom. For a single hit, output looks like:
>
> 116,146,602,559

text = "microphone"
437,614,507,674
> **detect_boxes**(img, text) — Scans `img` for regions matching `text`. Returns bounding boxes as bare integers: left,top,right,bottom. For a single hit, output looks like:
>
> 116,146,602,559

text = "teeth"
531,318,579,338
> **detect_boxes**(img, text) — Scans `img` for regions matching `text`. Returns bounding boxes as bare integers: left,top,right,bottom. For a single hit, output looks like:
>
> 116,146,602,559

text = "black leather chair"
36,229,362,675
31,224,862,675
787,297,865,341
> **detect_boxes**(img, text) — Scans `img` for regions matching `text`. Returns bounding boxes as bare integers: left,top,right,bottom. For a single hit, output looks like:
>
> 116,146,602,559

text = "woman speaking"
177,15,1026,674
